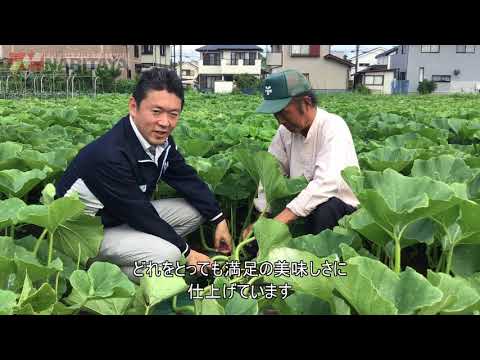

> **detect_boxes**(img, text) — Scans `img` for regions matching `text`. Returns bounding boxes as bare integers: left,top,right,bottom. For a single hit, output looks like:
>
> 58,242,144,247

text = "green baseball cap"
256,69,312,114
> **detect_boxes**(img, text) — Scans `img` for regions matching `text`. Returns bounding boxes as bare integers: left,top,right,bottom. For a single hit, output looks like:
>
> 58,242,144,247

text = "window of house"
142,45,153,55
206,75,222,89
160,45,166,56
128,69,132,79
244,52,256,65
291,45,310,56
398,72,406,80
183,69,191,76
365,75,384,85
421,45,440,53
203,52,220,65
302,73,309,81
359,63,369,67
419,67,425,82
134,45,139,58
231,52,241,65
432,75,451,82
456,45,475,53
272,45,282,52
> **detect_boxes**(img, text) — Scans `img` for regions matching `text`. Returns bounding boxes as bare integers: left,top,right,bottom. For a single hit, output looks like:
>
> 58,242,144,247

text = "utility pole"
353,45,360,89
179,45,183,83
173,45,176,73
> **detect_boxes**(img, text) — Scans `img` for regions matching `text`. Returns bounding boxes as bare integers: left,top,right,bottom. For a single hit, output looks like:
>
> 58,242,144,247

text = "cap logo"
265,85,272,96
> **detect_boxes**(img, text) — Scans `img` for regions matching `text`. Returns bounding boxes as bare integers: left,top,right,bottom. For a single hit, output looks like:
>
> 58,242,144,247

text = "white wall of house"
198,50,262,76
177,61,198,86
0,45,3,60
214,81,233,93
271,45,350,90
406,45,480,93
363,71,395,94
348,47,386,78
141,45,171,67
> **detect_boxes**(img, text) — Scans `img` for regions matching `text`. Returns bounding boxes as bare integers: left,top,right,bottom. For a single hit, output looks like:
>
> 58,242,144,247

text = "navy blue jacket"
56,115,225,257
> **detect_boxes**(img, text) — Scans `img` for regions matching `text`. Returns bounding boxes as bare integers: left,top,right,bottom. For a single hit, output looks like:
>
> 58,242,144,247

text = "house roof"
375,46,399,58
357,64,395,73
196,45,263,52
324,54,354,67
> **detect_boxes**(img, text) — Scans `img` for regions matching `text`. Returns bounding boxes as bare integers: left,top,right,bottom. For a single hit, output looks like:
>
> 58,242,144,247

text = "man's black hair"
132,67,185,109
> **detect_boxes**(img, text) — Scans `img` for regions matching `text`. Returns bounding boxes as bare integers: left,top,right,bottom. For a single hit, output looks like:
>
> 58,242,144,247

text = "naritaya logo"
265,85,272,96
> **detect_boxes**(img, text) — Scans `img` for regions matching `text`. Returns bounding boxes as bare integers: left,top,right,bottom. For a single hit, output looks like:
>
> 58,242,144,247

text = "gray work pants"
92,198,204,283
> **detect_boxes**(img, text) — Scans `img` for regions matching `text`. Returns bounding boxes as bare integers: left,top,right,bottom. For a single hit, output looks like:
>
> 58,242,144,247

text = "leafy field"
1,92,480,315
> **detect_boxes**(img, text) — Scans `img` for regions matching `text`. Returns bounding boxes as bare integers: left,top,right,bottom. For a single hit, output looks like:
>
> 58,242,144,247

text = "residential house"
196,45,263,92
363,45,480,94
176,60,199,88
404,45,480,93
137,45,171,73
266,45,353,91
355,65,396,94
347,47,387,80
0,45,142,79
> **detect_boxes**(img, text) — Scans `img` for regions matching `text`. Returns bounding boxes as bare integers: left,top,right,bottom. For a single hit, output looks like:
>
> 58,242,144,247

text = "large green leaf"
195,299,225,315
419,271,480,314
253,217,292,261
17,196,84,233
384,133,436,149
0,141,24,171
0,198,27,230
16,272,57,315
13,245,63,287
186,155,232,189
0,289,18,315
0,237,16,289
20,149,69,173
235,150,308,206
451,245,480,277
468,172,480,202
65,262,136,315
333,250,443,315
53,214,104,266
224,292,259,315
411,155,477,184
359,147,417,172
177,139,214,157
18,196,103,266
140,273,188,312
280,293,334,315
264,247,336,302
289,229,355,258
343,167,461,241
0,166,51,198
345,208,391,247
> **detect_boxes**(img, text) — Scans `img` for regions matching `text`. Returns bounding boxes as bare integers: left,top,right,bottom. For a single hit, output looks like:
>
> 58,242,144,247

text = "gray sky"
175,45,395,61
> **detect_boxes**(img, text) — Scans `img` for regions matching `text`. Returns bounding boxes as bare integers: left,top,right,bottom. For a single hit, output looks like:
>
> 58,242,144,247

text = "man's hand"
214,219,232,254
241,223,254,240
274,208,298,225
186,249,212,274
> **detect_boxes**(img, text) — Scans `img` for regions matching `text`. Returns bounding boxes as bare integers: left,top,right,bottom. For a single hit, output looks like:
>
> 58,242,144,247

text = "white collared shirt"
254,107,360,217
129,115,168,166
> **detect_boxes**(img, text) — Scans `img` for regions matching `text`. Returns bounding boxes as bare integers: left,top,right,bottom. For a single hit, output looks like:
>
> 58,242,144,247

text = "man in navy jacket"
56,68,232,282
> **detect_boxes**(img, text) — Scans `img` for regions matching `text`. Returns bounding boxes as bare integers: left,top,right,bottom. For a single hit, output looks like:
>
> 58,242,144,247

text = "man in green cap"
242,69,359,239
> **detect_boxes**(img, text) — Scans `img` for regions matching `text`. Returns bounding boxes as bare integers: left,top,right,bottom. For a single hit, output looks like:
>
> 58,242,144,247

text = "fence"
0,72,132,99
391,80,409,94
